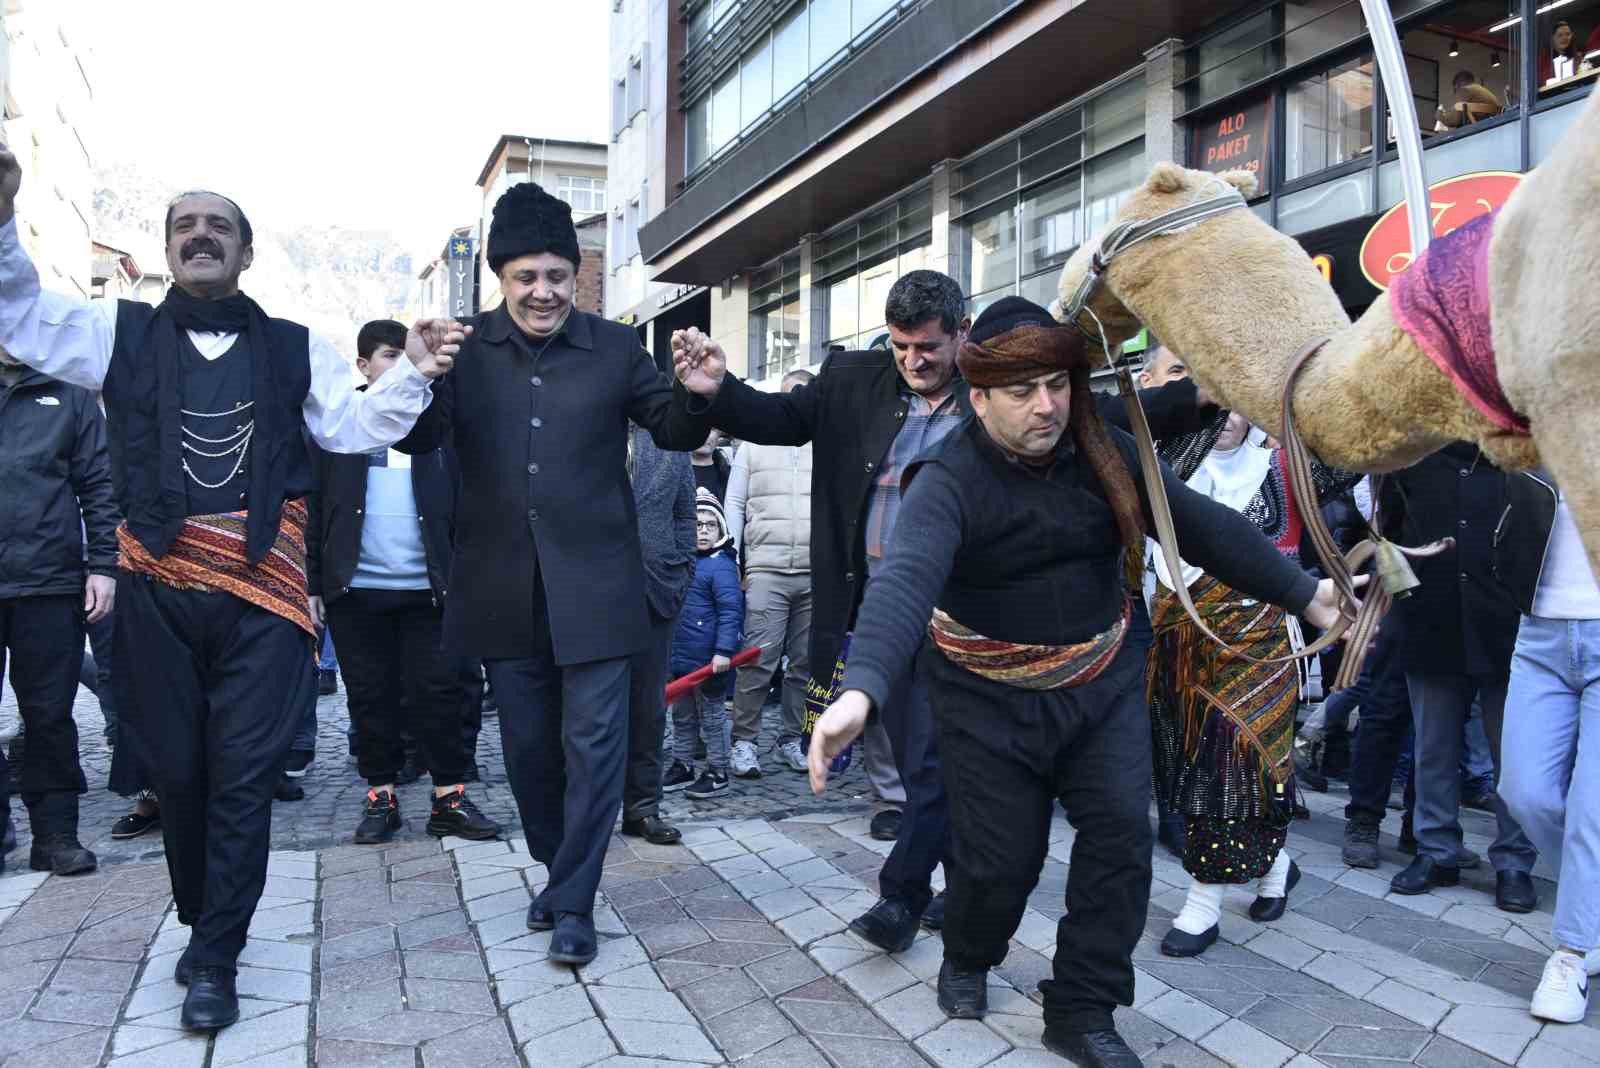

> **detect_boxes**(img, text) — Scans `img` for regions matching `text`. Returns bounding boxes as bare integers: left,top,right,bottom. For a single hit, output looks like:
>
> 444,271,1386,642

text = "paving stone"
320,926,397,968
4,1026,111,1068
699,917,790,944
237,940,314,973
315,1038,419,1067
1198,1018,1295,1068
519,1017,617,1066
315,979,405,1035
1141,989,1228,1041
1435,1003,1540,1063
1412,1033,1517,1068
607,1018,723,1063
736,1034,833,1068
320,1008,477,1048
403,948,488,981
319,950,402,994
664,937,785,968
507,983,596,1043
747,948,825,997
405,977,498,1014
781,997,897,1038
48,957,138,993
1312,1024,1432,1059
595,962,667,990
420,1016,519,1067
654,961,726,990
836,955,917,1002
27,986,123,1026
1362,977,1450,1028
677,967,764,1019
590,984,695,1024
236,964,313,1003
211,1004,311,1066
776,907,846,945
107,1035,210,1067
913,1018,1010,1068
580,935,652,979
810,1033,935,1068
703,995,798,1059
635,919,711,957
1238,997,1336,1052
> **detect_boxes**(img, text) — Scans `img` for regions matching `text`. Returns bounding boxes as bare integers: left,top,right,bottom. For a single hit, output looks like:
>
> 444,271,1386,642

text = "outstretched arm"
301,319,466,454
671,326,820,446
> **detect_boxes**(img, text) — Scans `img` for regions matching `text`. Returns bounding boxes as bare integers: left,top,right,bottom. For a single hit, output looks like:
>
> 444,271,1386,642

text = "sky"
60,0,611,263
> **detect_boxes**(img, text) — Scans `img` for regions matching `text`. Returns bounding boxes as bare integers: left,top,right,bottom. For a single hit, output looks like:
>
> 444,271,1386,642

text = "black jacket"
1381,443,1523,679
686,349,1216,686
304,427,459,605
400,305,711,663
0,367,119,598
1491,469,1559,616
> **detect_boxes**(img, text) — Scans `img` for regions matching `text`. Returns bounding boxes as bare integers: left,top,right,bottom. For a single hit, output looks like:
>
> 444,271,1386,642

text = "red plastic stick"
663,645,761,704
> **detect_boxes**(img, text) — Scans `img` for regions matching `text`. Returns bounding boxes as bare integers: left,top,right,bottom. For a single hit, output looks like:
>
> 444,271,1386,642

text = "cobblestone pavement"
0,678,1594,1067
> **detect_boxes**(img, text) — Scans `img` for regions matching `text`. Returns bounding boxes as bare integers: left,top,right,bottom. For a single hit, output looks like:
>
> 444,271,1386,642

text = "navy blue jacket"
671,545,744,677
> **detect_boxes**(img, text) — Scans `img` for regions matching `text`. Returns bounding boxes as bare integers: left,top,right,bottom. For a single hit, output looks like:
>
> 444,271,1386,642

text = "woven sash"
927,599,1129,690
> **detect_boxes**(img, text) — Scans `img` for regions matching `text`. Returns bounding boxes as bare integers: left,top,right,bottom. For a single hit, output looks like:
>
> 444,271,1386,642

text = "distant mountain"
93,164,415,362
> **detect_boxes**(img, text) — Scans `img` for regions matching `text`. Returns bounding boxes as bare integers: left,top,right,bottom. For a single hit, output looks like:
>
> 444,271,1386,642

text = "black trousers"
116,574,312,970
0,595,88,812
624,613,674,822
326,588,476,787
1341,627,1416,824
484,573,630,916
876,653,949,914
931,642,1152,1034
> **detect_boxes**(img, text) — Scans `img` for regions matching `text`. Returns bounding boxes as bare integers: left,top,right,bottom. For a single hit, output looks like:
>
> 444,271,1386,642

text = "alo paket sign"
1190,96,1273,188
1358,171,1522,290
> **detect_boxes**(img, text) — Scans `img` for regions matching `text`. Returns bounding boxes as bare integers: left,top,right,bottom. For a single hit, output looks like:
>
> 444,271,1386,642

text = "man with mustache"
397,181,710,967
0,148,462,1032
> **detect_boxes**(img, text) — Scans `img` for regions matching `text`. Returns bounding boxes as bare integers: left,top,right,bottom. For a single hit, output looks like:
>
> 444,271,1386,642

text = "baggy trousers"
0,595,88,814
484,574,630,916
624,613,675,822
731,570,812,746
874,653,948,915
115,573,312,970
931,642,1152,1034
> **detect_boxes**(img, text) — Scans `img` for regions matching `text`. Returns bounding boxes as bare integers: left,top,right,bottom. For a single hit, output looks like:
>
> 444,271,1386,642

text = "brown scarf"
959,325,1147,589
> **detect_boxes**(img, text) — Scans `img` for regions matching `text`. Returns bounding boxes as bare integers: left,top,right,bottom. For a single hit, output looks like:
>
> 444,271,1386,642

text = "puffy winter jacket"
0,367,119,599
725,442,811,574
670,545,743,677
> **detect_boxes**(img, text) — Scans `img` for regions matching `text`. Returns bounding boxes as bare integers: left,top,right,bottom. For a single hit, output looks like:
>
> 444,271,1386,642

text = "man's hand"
711,654,731,674
0,144,20,226
1303,574,1369,632
84,574,115,624
406,319,472,379
308,595,326,629
807,690,871,795
672,327,727,397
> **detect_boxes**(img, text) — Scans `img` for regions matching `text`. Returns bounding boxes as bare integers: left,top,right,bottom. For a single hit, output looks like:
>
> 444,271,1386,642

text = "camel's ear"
1144,162,1190,195
1217,169,1259,199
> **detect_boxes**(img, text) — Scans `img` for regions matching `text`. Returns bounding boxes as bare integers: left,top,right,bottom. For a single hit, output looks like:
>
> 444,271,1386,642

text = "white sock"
1172,880,1224,935
1257,851,1291,899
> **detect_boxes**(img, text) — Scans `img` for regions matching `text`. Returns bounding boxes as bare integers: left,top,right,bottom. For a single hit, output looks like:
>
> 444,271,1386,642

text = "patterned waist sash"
927,598,1130,691
117,499,315,638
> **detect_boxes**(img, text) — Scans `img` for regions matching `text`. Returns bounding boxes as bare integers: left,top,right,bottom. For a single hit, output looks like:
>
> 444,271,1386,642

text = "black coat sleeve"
393,375,451,455
71,395,119,577
686,372,821,447
626,351,716,452
1097,378,1219,439
304,433,326,598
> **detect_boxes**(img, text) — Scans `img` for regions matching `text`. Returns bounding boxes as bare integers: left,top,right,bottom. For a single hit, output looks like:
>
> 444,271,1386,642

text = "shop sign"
446,236,477,318
1190,95,1273,188
1358,171,1522,290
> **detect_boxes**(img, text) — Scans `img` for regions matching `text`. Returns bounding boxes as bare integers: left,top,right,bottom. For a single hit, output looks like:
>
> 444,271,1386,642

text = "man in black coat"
1382,444,1539,911
400,182,709,964
667,272,1220,954
0,354,117,877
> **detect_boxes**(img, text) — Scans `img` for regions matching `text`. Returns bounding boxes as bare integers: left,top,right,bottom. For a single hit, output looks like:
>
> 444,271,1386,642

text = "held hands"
308,595,326,629
671,327,727,397
85,575,115,624
406,319,472,379
0,144,20,226
711,654,731,674
807,690,872,796
1303,574,1369,632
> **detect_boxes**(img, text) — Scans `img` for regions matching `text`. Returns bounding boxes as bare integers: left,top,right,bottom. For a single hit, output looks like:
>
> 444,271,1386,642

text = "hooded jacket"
671,498,744,676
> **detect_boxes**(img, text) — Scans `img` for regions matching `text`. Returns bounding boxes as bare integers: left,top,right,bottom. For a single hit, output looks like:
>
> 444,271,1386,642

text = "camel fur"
1055,83,1600,580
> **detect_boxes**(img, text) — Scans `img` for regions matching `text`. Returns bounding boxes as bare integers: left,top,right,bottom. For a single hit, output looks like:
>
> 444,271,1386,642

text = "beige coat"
726,441,812,575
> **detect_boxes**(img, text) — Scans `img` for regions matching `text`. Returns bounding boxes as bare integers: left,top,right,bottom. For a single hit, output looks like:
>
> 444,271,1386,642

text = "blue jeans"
318,627,338,672
1500,616,1600,950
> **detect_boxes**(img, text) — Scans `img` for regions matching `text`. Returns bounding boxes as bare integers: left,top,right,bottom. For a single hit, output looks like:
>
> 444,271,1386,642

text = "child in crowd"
664,489,744,800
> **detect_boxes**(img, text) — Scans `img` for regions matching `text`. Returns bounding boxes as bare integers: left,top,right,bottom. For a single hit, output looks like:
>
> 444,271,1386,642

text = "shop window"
1188,92,1274,189
1277,171,1373,235
1021,172,1082,282
1192,9,1278,107
1376,116,1519,208
1394,1,1519,141
1285,55,1374,182
1083,77,1145,156
1085,140,1147,235
1285,0,1366,69
749,252,801,382
1534,0,1600,95
1532,93,1587,162
816,188,932,352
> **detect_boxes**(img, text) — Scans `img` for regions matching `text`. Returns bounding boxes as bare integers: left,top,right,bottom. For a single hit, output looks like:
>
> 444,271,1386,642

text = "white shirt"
1532,491,1600,620
0,217,433,453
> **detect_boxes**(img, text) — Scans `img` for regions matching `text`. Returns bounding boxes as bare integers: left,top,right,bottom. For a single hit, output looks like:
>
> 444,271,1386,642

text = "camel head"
1053,162,1260,363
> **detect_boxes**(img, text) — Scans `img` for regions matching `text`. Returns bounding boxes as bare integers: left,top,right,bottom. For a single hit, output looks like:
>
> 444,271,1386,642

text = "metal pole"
1360,0,1431,255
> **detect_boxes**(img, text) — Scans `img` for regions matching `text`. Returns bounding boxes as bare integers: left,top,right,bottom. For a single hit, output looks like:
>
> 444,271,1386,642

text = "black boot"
527,897,554,931
181,966,239,1031
936,960,987,1018
549,912,598,965
1042,1026,1142,1068
848,897,921,953
174,944,196,986
621,815,682,845
921,891,947,931
27,794,96,876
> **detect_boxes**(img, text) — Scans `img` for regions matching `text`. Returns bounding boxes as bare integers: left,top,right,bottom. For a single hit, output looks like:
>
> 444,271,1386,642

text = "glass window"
1284,0,1365,69
1085,140,1146,235
712,0,739,27
711,70,740,156
811,0,851,73
627,56,645,119
816,189,933,353
1533,94,1587,163
965,202,1018,297
1277,172,1373,235
688,3,710,48
749,252,801,382
1192,10,1277,106
826,274,859,347
1020,171,1082,281
1084,77,1144,156
687,95,710,172
741,37,772,130
853,0,897,38
1398,2,1519,139
1020,110,1082,185
612,77,627,139
556,175,606,215
772,5,808,102
1536,0,1600,93
1284,55,1374,181
1377,116,1519,208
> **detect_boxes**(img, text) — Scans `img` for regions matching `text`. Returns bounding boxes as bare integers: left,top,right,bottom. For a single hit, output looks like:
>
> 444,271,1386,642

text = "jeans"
1500,616,1600,950
731,571,812,746
1408,670,1537,873
318,627,338,672
671,681,732,773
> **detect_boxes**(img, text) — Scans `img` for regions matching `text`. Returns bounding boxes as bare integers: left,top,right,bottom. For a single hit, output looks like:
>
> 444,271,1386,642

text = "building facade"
624,0,1596,387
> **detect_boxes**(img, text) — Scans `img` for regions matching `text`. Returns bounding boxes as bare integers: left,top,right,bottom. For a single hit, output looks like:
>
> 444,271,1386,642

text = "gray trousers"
624,613,674,822
1408,670,1537,874
731,570,812,746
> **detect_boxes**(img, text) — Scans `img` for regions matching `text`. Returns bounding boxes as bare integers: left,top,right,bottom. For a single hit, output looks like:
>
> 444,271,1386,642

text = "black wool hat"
967,295,1058,347
487,181,581,274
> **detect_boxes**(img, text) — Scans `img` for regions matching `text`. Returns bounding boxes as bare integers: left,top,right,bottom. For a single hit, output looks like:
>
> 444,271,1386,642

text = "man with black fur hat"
679,296,1352,1068
0,150,463,1032
399,180,709,966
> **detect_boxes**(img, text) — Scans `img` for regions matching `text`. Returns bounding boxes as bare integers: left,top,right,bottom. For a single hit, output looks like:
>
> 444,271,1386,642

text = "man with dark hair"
0,156,462,1031
306,319,500,847
670,270,1220,956
399,181,710,967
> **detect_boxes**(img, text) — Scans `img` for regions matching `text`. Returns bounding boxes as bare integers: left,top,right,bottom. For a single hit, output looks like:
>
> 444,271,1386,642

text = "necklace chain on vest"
180,401,255,490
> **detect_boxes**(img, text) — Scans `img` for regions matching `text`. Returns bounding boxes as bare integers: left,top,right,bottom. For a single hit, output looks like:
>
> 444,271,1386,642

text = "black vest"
105,300,312,564
907,417,1131,646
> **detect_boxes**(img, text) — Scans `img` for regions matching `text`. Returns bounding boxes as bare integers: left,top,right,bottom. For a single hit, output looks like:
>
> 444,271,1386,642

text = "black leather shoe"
181,966,239,1031
1249,861,1301,922
1157,813,1186,860
273,776,304,802
1390,855,1459,895
621,815,682,845
922,891,947,931
174,945,195,986
849,897,920,953
1042,1026,1143,1068
549,912,598,965
870,809,902,841
936,959,987,1018
1495,870,1538,914
28,833,96,876
527,898,554,931
1160,923,1218,958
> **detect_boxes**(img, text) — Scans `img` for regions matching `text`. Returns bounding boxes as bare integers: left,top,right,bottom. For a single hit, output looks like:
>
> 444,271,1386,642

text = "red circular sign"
1359,171,1523,290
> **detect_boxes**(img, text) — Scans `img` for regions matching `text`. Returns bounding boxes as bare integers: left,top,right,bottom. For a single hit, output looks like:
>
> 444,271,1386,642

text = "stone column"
1144,37,1186,167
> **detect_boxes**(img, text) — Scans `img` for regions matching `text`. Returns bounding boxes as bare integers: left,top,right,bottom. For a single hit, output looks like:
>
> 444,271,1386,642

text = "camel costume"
1054,83,1600,582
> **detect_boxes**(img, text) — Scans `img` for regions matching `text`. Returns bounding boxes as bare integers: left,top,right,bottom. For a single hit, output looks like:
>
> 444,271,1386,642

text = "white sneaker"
1531,950,1590,1023
779,740,807,774
730,740,762,779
